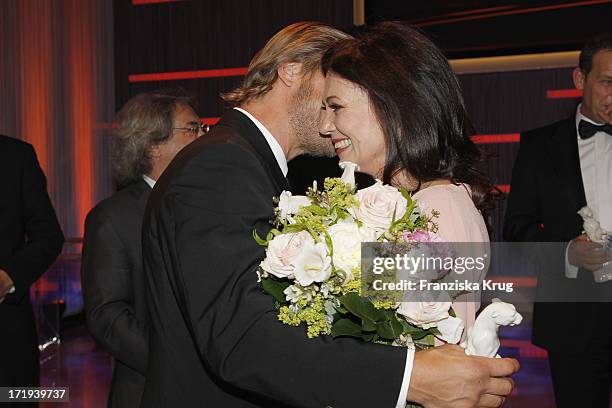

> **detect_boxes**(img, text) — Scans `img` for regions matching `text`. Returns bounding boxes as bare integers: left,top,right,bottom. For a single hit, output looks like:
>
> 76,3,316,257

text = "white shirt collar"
142,174,156,188
234,107,289,176
575,103,606,140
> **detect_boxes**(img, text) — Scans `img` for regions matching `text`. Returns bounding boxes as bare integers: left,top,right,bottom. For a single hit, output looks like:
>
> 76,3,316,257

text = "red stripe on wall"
471,134,520,144
132,0,182,5
490,276,537,288
546,89,583,99
497,184,511,193
201,117,220,125
129,67,248,82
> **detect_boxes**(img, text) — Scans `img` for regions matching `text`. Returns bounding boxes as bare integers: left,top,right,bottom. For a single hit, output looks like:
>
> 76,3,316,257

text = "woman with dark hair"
319,21,498,336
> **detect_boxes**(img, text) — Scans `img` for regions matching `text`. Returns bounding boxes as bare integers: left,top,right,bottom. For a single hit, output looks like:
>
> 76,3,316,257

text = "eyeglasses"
172,123,210,135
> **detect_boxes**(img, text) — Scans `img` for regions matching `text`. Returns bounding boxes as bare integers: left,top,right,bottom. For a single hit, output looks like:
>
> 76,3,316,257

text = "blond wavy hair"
222,22,351,106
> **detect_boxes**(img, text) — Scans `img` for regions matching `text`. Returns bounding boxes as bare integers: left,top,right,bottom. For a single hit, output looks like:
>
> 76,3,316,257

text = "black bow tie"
578,119,612,139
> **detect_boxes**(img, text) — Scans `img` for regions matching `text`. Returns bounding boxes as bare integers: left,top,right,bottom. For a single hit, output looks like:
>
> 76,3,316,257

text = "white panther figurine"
462,299,523,358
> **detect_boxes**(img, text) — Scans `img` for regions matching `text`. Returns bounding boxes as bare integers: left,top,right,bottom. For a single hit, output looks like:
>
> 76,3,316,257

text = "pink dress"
412,183,490,342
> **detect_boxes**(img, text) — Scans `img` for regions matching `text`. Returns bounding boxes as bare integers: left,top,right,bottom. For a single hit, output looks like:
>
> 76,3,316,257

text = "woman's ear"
277,62,304,87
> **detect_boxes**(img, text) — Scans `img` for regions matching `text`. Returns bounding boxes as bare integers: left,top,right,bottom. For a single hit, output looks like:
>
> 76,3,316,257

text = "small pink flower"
403,230,436,243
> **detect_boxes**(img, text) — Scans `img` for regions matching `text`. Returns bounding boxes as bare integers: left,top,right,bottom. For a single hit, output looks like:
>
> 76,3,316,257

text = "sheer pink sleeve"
413,184,490,343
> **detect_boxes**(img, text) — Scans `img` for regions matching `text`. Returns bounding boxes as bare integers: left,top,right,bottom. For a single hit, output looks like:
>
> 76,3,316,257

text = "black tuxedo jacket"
81,180,151,407
141,110,406,407
0,135,64,385
504,118,612,352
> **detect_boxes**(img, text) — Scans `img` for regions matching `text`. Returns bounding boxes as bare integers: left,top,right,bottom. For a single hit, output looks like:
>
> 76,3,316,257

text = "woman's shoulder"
413,183,473,205
412,183,488,242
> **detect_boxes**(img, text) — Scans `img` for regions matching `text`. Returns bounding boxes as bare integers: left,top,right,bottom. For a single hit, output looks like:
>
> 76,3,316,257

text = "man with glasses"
80,89,205,408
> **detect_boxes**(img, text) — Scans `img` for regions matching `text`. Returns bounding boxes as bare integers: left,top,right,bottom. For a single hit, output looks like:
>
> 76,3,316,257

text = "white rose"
397,292,452,329
328,222,377,280
293,241,332,286
354,181,408,230
278,191,311,221
436,316,465,344
260,231,314,279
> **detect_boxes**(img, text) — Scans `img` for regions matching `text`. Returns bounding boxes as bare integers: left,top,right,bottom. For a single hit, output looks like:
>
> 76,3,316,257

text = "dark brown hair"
322,21,500,230
579,32,612,75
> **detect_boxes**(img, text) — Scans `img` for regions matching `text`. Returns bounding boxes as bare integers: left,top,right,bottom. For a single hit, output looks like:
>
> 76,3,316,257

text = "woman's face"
319,72,387,178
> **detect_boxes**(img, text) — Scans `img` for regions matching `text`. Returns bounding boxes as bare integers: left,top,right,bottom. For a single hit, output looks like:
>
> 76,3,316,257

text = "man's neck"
241,96,301,161
579,103,605,125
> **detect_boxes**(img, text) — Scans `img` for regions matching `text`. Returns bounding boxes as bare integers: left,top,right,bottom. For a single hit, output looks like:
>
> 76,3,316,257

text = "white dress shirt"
143,174,156,189
565,104,612,278
234,108,288,177
234,107,414,407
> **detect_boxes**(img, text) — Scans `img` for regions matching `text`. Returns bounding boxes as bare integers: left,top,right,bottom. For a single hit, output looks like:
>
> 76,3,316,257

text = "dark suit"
0,135,64,403
81,180,151,407
504,118,612,407
141,109,406,407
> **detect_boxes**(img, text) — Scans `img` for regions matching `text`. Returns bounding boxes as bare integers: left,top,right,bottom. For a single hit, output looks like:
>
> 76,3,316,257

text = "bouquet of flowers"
254,163,466,349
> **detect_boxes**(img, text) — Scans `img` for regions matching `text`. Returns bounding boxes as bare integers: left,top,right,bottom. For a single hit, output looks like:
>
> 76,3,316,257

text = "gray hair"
111,89,193,186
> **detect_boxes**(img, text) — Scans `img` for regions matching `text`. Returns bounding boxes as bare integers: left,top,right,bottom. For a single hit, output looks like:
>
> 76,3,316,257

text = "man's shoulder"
0,135,34,158
163,124,264,181
87,182,148,224
522,117,574,143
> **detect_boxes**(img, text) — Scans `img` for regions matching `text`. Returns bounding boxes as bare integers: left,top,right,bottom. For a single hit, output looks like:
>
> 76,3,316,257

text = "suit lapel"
217,109,290,194
549,118,587,211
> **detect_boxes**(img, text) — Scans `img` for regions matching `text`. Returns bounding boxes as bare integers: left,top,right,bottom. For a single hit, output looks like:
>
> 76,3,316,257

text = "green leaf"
304,204,327,216
339,293,385,322
376,317,404,340
362,317,377,332
331,318,362,338
261,278,290,304
266,228,282,241
335,305,348,314
389,315,405,336
253,229,268,246
323,230,334,257
362,332,378,342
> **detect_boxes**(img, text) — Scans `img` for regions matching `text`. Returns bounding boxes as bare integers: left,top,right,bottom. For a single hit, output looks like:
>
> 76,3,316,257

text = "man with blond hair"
142,22,518,408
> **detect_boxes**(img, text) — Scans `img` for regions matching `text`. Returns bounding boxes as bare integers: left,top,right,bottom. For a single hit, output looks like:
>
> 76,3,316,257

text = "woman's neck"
391,171,451,191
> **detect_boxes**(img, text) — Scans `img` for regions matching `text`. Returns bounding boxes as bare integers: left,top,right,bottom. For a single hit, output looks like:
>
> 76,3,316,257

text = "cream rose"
293,241,332,286
396,292,452,329
354,181,408,230
328,222,377,280
260,231,314,279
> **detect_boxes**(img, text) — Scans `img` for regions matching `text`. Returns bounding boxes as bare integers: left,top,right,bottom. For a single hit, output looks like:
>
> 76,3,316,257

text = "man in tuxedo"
0,135,64,406
81,90,204,407
504,33,612,407
142,22,518,408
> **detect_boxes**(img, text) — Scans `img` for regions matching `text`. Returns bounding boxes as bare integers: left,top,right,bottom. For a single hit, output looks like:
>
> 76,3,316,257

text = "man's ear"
277,62,304,87
573,67,586,90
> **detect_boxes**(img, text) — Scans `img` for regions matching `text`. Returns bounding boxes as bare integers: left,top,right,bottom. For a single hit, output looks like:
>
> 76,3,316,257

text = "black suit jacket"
141,109,406,407
0,135,64,385
81,180,151,407
504,118,612,352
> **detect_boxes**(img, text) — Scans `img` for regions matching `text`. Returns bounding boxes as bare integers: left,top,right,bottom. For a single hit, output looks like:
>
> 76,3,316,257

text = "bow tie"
578,119,612,139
